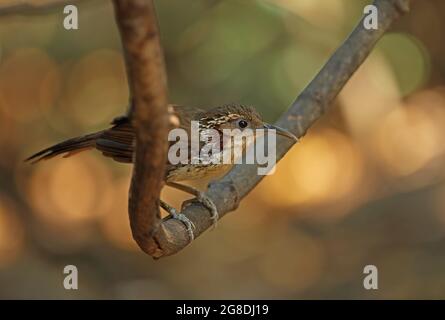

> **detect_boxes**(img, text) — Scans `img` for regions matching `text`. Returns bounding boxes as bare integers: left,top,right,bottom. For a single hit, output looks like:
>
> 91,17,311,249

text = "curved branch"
112,0,170,257
146,0,412,258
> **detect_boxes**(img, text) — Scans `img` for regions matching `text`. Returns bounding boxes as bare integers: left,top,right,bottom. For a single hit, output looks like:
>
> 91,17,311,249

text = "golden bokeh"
258,128,364,210
27,153,114,227
373,90,445,178
340,51,401,137
0,197,25,267
60,49,129,127
99,176,139,251
0,47,60,122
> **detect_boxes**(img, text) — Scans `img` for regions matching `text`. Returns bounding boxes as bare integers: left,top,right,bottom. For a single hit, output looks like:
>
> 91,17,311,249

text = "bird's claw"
170,209,195,241
196,192,219,229
167,182,219,229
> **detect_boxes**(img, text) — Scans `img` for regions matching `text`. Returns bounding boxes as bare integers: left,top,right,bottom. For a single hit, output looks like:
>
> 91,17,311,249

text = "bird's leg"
166,182,219,228
160,200,195,241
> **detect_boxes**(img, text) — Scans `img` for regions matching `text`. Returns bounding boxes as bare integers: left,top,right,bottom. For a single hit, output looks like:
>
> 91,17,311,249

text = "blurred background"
0,0,444,299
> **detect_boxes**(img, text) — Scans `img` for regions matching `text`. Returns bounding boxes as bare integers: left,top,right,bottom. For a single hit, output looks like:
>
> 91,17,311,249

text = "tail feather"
25,132,102,164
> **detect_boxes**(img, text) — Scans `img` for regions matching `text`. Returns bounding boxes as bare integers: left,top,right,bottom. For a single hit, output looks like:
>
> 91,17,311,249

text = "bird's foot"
167,182,219,229
170,210,196,241
161,200,195,241
198,192,218,228
186,191,218,229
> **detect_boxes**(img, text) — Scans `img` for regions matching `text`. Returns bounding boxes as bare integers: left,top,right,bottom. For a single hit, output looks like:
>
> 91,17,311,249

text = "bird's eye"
237,119,248,128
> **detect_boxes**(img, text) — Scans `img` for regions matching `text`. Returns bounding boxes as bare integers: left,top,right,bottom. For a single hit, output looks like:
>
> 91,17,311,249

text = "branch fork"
2,0,412,258
113,0,411,259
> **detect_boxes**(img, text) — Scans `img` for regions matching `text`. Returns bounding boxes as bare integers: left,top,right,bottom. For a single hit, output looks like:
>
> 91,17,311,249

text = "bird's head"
200,104,298,141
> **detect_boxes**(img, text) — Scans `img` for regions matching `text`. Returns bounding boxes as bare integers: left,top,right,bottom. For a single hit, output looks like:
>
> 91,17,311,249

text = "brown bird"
26,104,297,239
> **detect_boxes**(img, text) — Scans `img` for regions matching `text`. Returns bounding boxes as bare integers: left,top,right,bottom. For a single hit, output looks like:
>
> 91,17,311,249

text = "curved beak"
263,123,298,142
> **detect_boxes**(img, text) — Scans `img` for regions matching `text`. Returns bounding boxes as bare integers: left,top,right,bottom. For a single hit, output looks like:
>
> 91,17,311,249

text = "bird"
26,104,297,239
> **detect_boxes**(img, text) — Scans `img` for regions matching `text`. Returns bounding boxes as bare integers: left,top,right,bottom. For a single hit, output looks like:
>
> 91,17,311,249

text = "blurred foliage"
0,0,445,299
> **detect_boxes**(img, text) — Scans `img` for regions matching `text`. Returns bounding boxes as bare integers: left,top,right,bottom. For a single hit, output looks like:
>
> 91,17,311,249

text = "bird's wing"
96,104,205,163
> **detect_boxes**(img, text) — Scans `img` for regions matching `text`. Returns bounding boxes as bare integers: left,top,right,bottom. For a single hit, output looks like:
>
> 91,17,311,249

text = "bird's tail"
25,131,103,164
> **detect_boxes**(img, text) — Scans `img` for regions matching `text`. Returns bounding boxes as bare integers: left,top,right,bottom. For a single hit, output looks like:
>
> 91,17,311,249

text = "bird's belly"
165,164,233,183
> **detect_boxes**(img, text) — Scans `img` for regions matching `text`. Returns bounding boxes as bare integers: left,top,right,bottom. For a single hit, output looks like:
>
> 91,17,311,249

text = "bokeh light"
59,49,129,127
0,198,25,267
0,48,60,122
99,175,139,251
377,33,430,96
340,51,401,137
258,128,364,212
373,90,445,178
27,153,113,227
